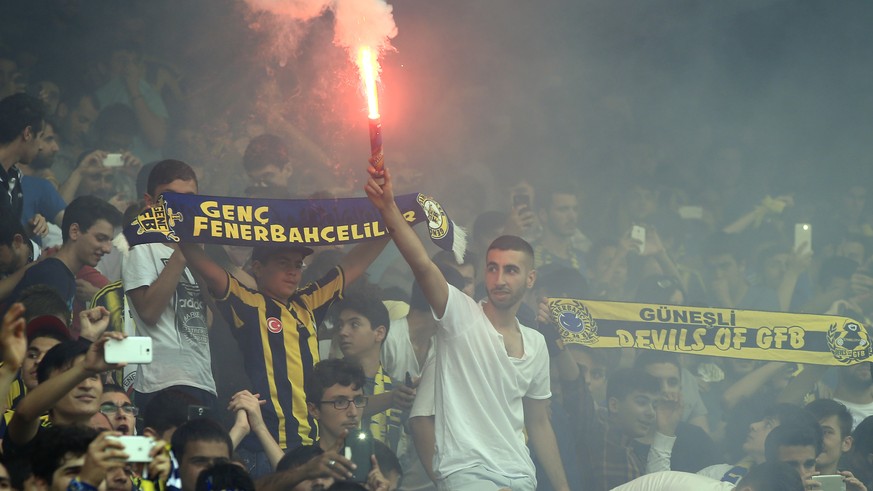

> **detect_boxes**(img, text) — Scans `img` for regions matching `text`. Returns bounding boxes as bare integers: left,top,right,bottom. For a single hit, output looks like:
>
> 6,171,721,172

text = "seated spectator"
7,195,121,313
332,284,408,452
633,351,718,474
578,367,659,491
805,399,855,476
98,384,137,436
698,403,818,484
833,364,873,431
171,418,233,491
195,462,255,491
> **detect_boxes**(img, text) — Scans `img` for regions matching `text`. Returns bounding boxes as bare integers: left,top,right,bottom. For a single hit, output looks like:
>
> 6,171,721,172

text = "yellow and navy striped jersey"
214,267,344,449
0,377,26,437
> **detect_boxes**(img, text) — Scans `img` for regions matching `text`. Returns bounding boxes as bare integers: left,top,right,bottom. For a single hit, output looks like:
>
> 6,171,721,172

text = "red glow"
358,46,380,119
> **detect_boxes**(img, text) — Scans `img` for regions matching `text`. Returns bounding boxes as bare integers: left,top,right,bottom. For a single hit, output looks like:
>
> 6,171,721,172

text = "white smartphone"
677,205,703,220
811,475,846,491
104,337,153,364
631,225,646,254
795,223,813,254
103,153,124,167
107,435,155,462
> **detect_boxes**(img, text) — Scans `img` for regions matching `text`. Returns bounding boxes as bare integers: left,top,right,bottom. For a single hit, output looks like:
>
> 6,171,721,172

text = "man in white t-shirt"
366,165,569,491
833,364,873,431
123,159,216,410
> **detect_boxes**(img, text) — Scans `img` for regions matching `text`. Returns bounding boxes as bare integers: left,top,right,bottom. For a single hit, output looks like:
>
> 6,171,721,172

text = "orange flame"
358,46,380,119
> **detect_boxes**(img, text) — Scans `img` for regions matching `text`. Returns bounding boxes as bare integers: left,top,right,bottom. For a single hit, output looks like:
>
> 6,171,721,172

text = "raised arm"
178,243,230,296
126,245,189,326
365,166,449,317
339,237,391,286
0,304,27,416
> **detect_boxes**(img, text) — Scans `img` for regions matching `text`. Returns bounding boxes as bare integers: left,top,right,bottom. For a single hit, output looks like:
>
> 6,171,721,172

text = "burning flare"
358,46,384,172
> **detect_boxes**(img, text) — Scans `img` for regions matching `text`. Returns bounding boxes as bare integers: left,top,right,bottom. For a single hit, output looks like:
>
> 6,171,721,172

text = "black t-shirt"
9,257,76,310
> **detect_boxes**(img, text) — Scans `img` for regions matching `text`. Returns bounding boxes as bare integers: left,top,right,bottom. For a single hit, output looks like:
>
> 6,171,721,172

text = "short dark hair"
17,285,71,324
763,403,818,430
736,461,804,491
0,212,29,247
410,263,465,312
806,399,853,440
147,159,198,196
330,282,389,337
170,418,232,463
194,462,255,491
606,368,659,405
306,358,366,404
242,134,289,172
764,423,823,462
0,93,45,144
37,341,88,384
633,351,682,380
471,211,507,244
487,235,534,263
61,196,122,243
535,184,576,211
852,414,873,458
102,383,127,395
276,444,324,472
143,388,200,435
30,425,98,484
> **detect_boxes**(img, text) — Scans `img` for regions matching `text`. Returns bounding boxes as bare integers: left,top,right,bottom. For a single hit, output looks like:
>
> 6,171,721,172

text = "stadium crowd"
2,2,873,491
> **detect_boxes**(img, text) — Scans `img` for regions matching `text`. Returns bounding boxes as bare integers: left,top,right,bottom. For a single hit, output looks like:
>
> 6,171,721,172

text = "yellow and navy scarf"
548,298,873,366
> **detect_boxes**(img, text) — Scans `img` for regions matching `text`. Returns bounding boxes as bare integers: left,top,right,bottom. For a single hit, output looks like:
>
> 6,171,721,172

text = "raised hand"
1,303,27,371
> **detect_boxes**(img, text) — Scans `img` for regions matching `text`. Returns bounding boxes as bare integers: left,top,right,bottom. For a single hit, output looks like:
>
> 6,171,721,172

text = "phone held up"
343,429,374,483
104,337,153,364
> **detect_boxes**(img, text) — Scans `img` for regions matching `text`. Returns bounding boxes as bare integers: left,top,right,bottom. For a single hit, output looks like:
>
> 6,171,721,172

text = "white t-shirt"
122,243,216,395
611,471,734,491
833,398,873,431
432,285,551,482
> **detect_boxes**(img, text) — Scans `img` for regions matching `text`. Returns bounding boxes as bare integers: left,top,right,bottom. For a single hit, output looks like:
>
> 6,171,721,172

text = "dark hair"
634,275,684,304
0,212,29,247
410,263,465,312
818,257,859,289
94,103,138,139
633,351,682,381
330,282,389,337
37,341,88,384
606,368,659,405
536,267,589,299
276,444,324,472
147,159,197,196
17,285,71,323
136,161,159,197
487,235,534,262
61,195,122,243
242,134,289,172
805,399,853,440
102,383,127,395
764,423,823,462
763,403,819,430
170,418,232,463
736,461,804,491
852,415,873,458
0,93,45,144
432,249,475,268
143,388,200,435
194,462,255,491
30,425,98,484
535,184,576,212
306,359,366,404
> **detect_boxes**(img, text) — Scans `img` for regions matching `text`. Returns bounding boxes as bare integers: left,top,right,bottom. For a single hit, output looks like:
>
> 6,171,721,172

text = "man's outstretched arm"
365,166,449,317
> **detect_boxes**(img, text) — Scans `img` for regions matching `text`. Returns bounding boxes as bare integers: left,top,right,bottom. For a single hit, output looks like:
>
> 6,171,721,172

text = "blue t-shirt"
21,175,66,225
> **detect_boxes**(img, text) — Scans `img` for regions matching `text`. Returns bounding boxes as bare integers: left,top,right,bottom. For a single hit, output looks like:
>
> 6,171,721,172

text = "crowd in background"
2,2,873,491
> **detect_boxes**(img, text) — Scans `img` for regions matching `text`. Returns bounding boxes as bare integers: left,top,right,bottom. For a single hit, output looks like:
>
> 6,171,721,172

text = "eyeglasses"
99,402,139,416
319,396,368,410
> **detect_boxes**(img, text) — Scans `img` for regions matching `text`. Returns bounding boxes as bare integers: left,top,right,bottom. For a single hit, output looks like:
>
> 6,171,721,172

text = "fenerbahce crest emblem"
549,299,599,345
826,320,873,364
416,194,449,241
132,195,184,242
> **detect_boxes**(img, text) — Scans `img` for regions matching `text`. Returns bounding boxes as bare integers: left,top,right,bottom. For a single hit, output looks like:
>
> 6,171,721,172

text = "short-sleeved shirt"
21,175,66,225
9,257,75,311
214,267,344,449
432,285,551,482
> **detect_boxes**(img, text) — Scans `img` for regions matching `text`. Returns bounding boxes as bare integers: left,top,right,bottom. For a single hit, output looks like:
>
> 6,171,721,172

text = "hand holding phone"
795,223,813,255
343,430,374,483
811,475,846,491
104,337,153,364
631,225,646,254
103,153,124,168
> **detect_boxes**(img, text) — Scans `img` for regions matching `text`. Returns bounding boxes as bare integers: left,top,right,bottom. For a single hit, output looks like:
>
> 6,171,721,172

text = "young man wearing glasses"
98,383,137,435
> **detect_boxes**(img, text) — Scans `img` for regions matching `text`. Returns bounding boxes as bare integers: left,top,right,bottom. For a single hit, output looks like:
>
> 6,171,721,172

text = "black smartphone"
343,429,374,483
187,405,211,420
